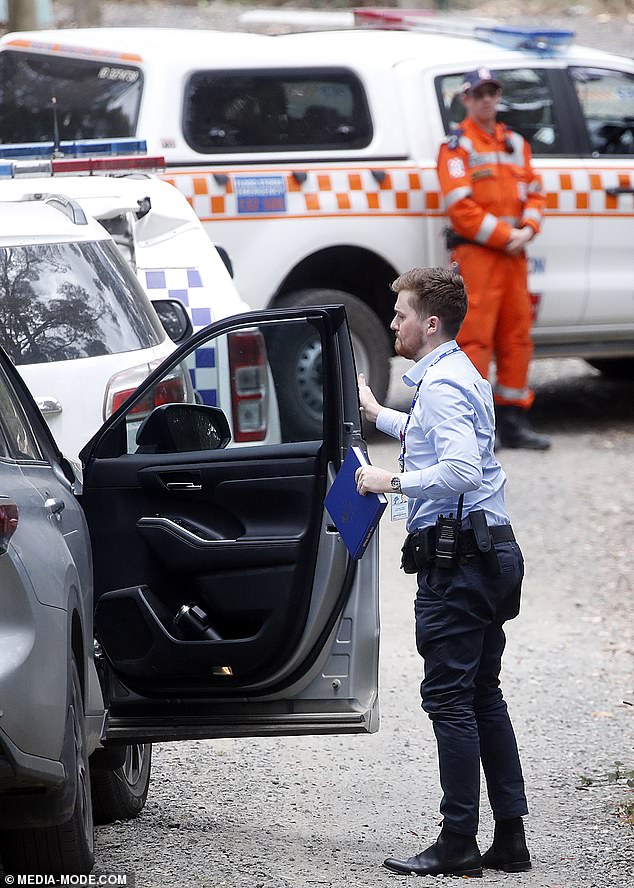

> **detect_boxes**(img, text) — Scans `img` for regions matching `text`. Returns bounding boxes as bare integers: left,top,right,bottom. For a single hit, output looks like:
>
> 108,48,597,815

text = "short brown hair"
391,267,467,339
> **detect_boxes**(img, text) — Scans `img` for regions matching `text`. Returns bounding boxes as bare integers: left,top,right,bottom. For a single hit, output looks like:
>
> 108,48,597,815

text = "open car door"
80,306,380,744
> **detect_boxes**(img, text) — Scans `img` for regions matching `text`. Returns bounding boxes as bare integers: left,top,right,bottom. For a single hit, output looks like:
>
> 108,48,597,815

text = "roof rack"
352,8,575,54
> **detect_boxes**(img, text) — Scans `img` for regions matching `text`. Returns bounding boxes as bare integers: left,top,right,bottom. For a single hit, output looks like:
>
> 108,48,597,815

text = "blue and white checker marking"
143,268,218,406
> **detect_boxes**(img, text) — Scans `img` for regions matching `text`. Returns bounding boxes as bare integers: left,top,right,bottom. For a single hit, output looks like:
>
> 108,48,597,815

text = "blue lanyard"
398,345,460,473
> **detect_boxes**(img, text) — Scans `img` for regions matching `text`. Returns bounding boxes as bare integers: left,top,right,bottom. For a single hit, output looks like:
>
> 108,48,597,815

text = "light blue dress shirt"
376,340,510,532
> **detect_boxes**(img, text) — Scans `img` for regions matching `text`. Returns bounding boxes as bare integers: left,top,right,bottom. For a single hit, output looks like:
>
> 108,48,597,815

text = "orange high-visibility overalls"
437,117,545,408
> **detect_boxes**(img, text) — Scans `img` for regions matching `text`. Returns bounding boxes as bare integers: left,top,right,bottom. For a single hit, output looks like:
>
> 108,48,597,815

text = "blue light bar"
70,138,147,156
0,138,148,161
0,142,54,160
474,25,575,54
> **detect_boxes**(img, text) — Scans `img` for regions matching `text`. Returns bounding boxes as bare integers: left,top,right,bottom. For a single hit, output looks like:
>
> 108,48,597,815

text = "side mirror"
135,403,232,453
152,299,193,343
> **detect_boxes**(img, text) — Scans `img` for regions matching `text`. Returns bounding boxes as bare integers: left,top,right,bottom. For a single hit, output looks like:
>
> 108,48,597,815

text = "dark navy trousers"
415,540,528,836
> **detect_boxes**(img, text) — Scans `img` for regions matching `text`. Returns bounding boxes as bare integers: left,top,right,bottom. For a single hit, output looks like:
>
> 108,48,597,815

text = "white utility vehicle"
1,15,632,409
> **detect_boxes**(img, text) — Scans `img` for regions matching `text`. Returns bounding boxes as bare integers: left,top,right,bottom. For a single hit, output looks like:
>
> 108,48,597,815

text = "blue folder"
325,446,388,559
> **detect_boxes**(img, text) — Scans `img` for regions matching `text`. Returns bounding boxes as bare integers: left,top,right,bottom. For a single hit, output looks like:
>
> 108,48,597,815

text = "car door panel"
561,65,634,330
80,307,380,740
89,453,321,685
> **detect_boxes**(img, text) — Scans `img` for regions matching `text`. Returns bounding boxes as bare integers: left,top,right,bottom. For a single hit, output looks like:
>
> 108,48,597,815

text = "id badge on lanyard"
390,492,408,521
392,387,419,522
394,345,460,521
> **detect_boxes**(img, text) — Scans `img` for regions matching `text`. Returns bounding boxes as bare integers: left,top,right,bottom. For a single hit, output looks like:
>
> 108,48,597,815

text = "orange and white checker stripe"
539,168,634,215
165,165,437,219
164,165,634,221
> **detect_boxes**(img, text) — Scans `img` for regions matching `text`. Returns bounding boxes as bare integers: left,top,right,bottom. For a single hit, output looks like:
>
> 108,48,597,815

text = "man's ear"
427,315,441,335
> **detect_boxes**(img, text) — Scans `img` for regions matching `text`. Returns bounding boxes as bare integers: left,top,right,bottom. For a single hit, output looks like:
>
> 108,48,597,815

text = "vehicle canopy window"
0,240,163,365
183,68,372,152
0,366,42,460
570,67,634,155
0,50,142,143
437,69,562,156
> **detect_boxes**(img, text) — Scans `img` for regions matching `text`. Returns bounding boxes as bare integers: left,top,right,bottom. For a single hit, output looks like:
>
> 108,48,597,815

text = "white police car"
0,139,280,457
0,189,176,461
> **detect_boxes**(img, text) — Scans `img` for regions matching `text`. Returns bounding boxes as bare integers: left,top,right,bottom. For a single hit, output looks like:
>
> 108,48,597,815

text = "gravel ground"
92,358,634,888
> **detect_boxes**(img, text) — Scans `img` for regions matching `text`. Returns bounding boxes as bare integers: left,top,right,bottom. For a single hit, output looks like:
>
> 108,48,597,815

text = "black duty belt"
401,517,516,575
444,228,475,250
464,523,515,554
423,523,514,555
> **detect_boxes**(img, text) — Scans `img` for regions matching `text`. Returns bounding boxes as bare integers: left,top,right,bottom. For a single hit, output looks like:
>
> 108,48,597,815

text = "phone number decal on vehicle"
235,176,287,214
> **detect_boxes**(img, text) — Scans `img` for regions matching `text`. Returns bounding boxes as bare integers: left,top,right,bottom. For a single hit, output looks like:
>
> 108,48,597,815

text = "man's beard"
395,336,414,360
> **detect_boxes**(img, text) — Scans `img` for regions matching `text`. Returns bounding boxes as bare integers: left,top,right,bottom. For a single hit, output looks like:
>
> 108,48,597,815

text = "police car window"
120,318,325,455
0,241,163,366
0,367,42,461
184,69,372,153
570,68,634,156
0,50,142,142
437,69,562,155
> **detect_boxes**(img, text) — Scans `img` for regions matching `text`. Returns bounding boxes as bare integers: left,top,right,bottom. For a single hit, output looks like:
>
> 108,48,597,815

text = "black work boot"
481,817,531,873
383,827,482,877
496,405,551,451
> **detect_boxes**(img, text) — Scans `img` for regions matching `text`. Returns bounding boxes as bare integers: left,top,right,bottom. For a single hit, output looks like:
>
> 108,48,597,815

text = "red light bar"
50,155,165,175
353,7,435,28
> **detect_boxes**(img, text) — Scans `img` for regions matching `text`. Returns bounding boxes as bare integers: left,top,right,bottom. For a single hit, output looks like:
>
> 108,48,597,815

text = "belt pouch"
470,510,501,576
401,530,434,573
400,533,418,574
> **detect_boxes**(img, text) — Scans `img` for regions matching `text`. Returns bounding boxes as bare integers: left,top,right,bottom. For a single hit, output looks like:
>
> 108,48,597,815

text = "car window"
0,240,164,366
0,50,142,142
183,68,372,153
0,365,43,460
437,68,562,155
570,67,634,156
116,317,325,454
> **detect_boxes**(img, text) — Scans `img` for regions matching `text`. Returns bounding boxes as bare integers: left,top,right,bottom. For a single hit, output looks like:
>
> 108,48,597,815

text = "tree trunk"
8,0,38,29
74,0,102,27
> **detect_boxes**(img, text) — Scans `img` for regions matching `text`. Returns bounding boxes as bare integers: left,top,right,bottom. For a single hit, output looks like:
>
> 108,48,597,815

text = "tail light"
227,329,268,443
0,502,18,555
104,362,190,420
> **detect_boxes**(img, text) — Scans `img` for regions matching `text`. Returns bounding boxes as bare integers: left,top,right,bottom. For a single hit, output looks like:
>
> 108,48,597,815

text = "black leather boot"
496,405,550,450
383,827,482,877
480,817,531,872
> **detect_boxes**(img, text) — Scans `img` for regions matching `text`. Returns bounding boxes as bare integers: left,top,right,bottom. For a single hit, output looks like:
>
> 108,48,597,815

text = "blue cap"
461,67,501,95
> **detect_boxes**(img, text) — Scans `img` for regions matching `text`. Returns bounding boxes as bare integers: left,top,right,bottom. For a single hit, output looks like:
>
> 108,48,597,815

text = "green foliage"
577,761,634,825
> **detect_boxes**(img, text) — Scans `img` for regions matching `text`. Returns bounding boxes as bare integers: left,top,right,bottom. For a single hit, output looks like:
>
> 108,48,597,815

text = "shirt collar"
402,340,459,388
465,117,505,145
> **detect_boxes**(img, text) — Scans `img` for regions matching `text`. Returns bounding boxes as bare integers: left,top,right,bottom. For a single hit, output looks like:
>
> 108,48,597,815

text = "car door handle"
45,497,66,515
36,397,63,416
606,186,634,195
165,482,203,491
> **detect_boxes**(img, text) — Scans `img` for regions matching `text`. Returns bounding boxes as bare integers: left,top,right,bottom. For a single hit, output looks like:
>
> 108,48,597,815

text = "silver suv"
0,302,379,875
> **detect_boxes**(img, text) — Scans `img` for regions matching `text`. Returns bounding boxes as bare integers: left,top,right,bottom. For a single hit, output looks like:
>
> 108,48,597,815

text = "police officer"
437,68,550,450
356,267,531,877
